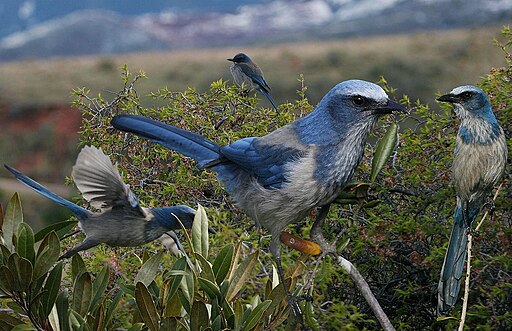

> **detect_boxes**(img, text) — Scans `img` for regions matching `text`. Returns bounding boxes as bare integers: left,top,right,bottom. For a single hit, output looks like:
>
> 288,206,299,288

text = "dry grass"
0,26,506,108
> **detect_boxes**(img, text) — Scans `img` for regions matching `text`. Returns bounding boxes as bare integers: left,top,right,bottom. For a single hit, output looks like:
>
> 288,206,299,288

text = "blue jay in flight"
436,86,507,315
111,79,404,316
5,146,198,260
228,52,278,111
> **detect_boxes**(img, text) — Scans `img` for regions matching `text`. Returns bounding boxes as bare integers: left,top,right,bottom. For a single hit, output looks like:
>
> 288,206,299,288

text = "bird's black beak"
373,99,407,114
437,93,457,103
227,58,234,62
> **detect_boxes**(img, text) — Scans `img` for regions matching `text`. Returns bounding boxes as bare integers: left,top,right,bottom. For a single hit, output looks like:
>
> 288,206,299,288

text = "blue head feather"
296,80,391,145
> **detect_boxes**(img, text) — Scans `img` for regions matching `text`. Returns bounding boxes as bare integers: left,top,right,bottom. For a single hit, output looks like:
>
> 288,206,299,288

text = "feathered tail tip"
437,206,469,315
258,88,279,111
111,114,222,168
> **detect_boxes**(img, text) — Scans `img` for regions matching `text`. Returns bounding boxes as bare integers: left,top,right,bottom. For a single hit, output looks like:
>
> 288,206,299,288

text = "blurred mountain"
0,0,511,61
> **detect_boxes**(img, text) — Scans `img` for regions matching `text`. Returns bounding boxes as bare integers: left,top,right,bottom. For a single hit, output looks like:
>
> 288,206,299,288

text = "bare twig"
475,181,504,232
458,181,504,330
336,256,396,331
458,232,472,331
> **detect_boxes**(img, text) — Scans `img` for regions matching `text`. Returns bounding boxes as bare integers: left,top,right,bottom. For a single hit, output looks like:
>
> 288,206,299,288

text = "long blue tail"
111,115,222,168
4,165,89,219
437,200,480,314
258,88,278,111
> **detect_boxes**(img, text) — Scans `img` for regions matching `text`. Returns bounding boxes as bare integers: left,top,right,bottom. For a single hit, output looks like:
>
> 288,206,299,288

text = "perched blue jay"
437,86,507,315
228,52,278,111
111,79,404,316
4,146,198,260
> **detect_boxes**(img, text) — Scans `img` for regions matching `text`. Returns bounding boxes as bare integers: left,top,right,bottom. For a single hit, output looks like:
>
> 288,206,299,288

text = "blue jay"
437,86,507,315
111,79,404,316
228,52,278,111
4,146,198,260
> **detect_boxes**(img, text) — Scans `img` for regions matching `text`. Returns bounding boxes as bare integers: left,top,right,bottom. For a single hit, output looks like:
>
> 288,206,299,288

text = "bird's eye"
461,91,473,99
352,95,366,107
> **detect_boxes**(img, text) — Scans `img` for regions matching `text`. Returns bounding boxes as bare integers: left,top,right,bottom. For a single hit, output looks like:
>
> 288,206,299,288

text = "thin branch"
475,181,504,232
458,181,504,330
336,255,396,331
458,232,472,331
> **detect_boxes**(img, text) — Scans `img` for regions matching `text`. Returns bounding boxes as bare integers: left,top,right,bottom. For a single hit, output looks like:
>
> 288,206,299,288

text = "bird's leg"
482,197,496,215
60,229,82,241
269,236,303,323
310,204,335,254
58,238,100,260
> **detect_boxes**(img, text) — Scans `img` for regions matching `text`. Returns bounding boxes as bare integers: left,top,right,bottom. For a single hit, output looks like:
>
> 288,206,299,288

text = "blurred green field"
0,26,507,109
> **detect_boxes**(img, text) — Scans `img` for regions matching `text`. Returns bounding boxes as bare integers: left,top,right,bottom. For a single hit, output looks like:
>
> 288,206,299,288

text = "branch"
475,181,504,232
336,255,396,331
458,233,472,331
458,181,504,330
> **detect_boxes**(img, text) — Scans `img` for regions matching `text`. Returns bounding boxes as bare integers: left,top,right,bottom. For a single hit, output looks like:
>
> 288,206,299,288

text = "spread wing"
71,146,145,217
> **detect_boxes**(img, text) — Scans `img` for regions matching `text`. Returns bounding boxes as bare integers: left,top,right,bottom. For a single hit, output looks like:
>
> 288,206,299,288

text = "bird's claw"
287,295,304,323
310,230,336,256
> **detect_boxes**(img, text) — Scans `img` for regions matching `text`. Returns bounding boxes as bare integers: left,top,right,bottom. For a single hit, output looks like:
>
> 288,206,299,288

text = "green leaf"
56,290,70,331
16,223,35,264
233,300,244,331
166,257,188,305
72,271,92,317
3,193,23,252
92,303,105,331
134,251,163,287
304,300,320,331
11,324,37,331
198,277,221,300
0,311,24,327
195,252,215,282
212,244,234,284
263,282,286,319
163,292,182,318
242,300,272,331
190,300,210,331
0,265,14,294
48,304,60,331
126,323,145,331
135,282,160,331
34,220,77,242
71,254,86,284
225,251,259,301
179,267,195,307
119,283,135,297
0,203,4,234
7,253,33,291
90,265,110,313
370,122,398,182
69,309,89,331
192,204,209,257
41,262,63,318
161,317,179,330
104,289,123,326
33,232,60,280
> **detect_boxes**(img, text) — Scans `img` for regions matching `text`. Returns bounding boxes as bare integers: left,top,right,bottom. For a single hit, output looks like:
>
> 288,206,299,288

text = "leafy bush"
1,27,511,330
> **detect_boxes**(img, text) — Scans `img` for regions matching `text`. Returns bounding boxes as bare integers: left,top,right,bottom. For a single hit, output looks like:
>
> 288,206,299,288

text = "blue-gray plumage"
436,85,507,315
228,52,278,110
4,146,197,260
111,79,404,317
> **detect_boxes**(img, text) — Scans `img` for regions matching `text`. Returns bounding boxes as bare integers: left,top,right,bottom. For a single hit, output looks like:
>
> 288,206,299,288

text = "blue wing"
238,63,271,92
219,137,306,189
4,164,90,219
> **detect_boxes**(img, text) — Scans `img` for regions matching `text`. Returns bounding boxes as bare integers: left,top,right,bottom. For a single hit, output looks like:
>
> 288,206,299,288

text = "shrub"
1,27,510,330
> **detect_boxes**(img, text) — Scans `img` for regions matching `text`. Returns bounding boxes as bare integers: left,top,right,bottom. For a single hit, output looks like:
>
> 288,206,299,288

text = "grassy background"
0,26,506,109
